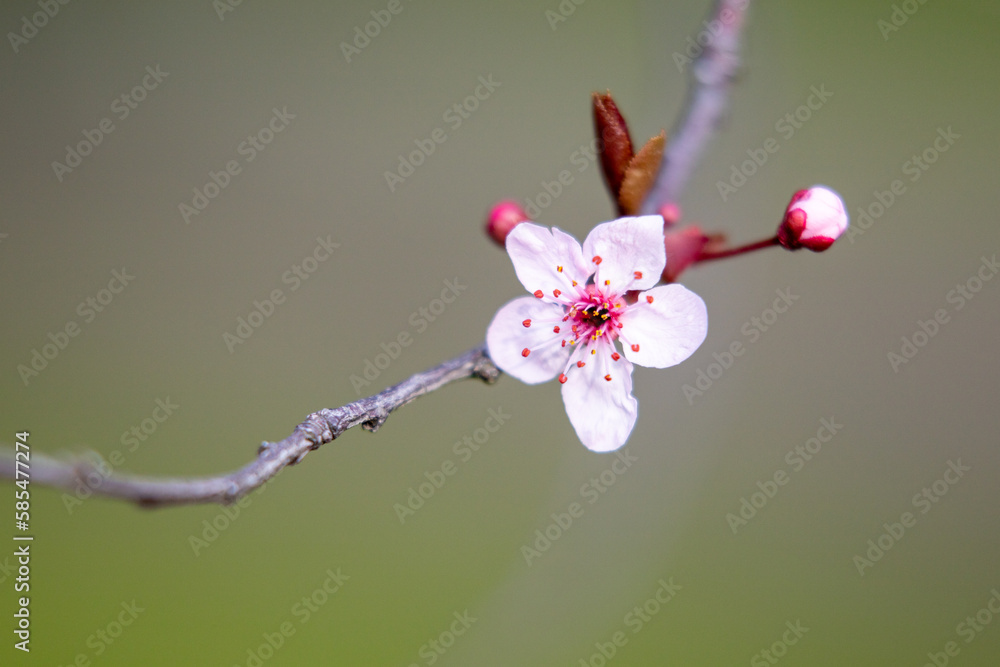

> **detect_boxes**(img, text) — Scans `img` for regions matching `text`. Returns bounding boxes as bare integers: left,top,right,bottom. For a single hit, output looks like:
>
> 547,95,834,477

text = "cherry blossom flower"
486,216,708,452
777,185,849,252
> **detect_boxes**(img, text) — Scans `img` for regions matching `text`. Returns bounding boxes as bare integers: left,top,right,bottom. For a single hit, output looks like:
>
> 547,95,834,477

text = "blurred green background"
2,0,999,665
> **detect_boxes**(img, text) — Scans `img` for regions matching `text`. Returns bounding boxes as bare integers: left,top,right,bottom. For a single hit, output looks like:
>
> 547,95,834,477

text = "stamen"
557,266,563,273
631,343,640,352
591,349,596,355
572,280,578,286
604,374,612,382
553,326,560,333
533,290,544,299
634,271,643,279
577,361,586,368
522,319,531,328
592,255,602,264
646,295,654,304
561,340,567,347
522,348,531,357
604,279,610,286
558,374,568,384
611,352,620,361
553,289,561,297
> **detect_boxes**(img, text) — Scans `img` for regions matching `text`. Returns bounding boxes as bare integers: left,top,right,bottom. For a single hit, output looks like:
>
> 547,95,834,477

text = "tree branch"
0,345,500,508
641,0,751,214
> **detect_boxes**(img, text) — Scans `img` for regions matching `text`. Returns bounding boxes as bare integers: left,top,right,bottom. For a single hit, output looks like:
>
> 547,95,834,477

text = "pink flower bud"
485,200,530,247
777,186,849,252
658,202,682,227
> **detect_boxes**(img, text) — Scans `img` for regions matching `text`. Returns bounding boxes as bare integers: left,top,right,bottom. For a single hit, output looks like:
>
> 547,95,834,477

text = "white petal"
797,185,849,241
486,297,572,384
560,339,637,452
506,223,591,301
619,284,708,368
582,216,665,293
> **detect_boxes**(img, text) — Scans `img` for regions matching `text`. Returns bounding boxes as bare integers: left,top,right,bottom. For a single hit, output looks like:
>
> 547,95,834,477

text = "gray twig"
0,345,499,508
641,0,751,214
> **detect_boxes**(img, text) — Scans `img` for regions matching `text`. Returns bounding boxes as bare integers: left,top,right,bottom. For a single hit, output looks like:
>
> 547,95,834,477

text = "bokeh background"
2,0,999,665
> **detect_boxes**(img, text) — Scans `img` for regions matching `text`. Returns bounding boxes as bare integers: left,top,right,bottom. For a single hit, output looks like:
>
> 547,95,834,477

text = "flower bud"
485,200,530,247
777,185,849,252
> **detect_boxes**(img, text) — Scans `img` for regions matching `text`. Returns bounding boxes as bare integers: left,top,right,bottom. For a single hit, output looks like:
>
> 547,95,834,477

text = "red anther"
533,290,544,298
553,326,560,333
522,319,531,327
553,289,562,297
592,255,602,264
577,361,586,368
611,352,620,361
562,340,567,347
604,374,612,382
646,295,654,304
631,344,640,352
634,271,643,279
522,348,530,357
558,374,568,384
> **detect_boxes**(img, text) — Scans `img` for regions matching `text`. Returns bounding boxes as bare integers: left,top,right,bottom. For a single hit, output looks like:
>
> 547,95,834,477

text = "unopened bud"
659,202,682,227
485,200,530,247
777,185,849,252
592,91,634,199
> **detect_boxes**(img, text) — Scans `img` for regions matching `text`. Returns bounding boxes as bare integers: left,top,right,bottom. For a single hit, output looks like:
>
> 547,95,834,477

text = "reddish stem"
695,235,779,263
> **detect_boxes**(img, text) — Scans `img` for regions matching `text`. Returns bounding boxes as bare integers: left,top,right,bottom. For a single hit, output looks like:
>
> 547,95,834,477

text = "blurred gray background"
1,0,998,664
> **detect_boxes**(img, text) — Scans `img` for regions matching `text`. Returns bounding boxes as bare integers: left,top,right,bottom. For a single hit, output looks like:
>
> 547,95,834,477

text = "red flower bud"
777,186,849,252
485,200,530,247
